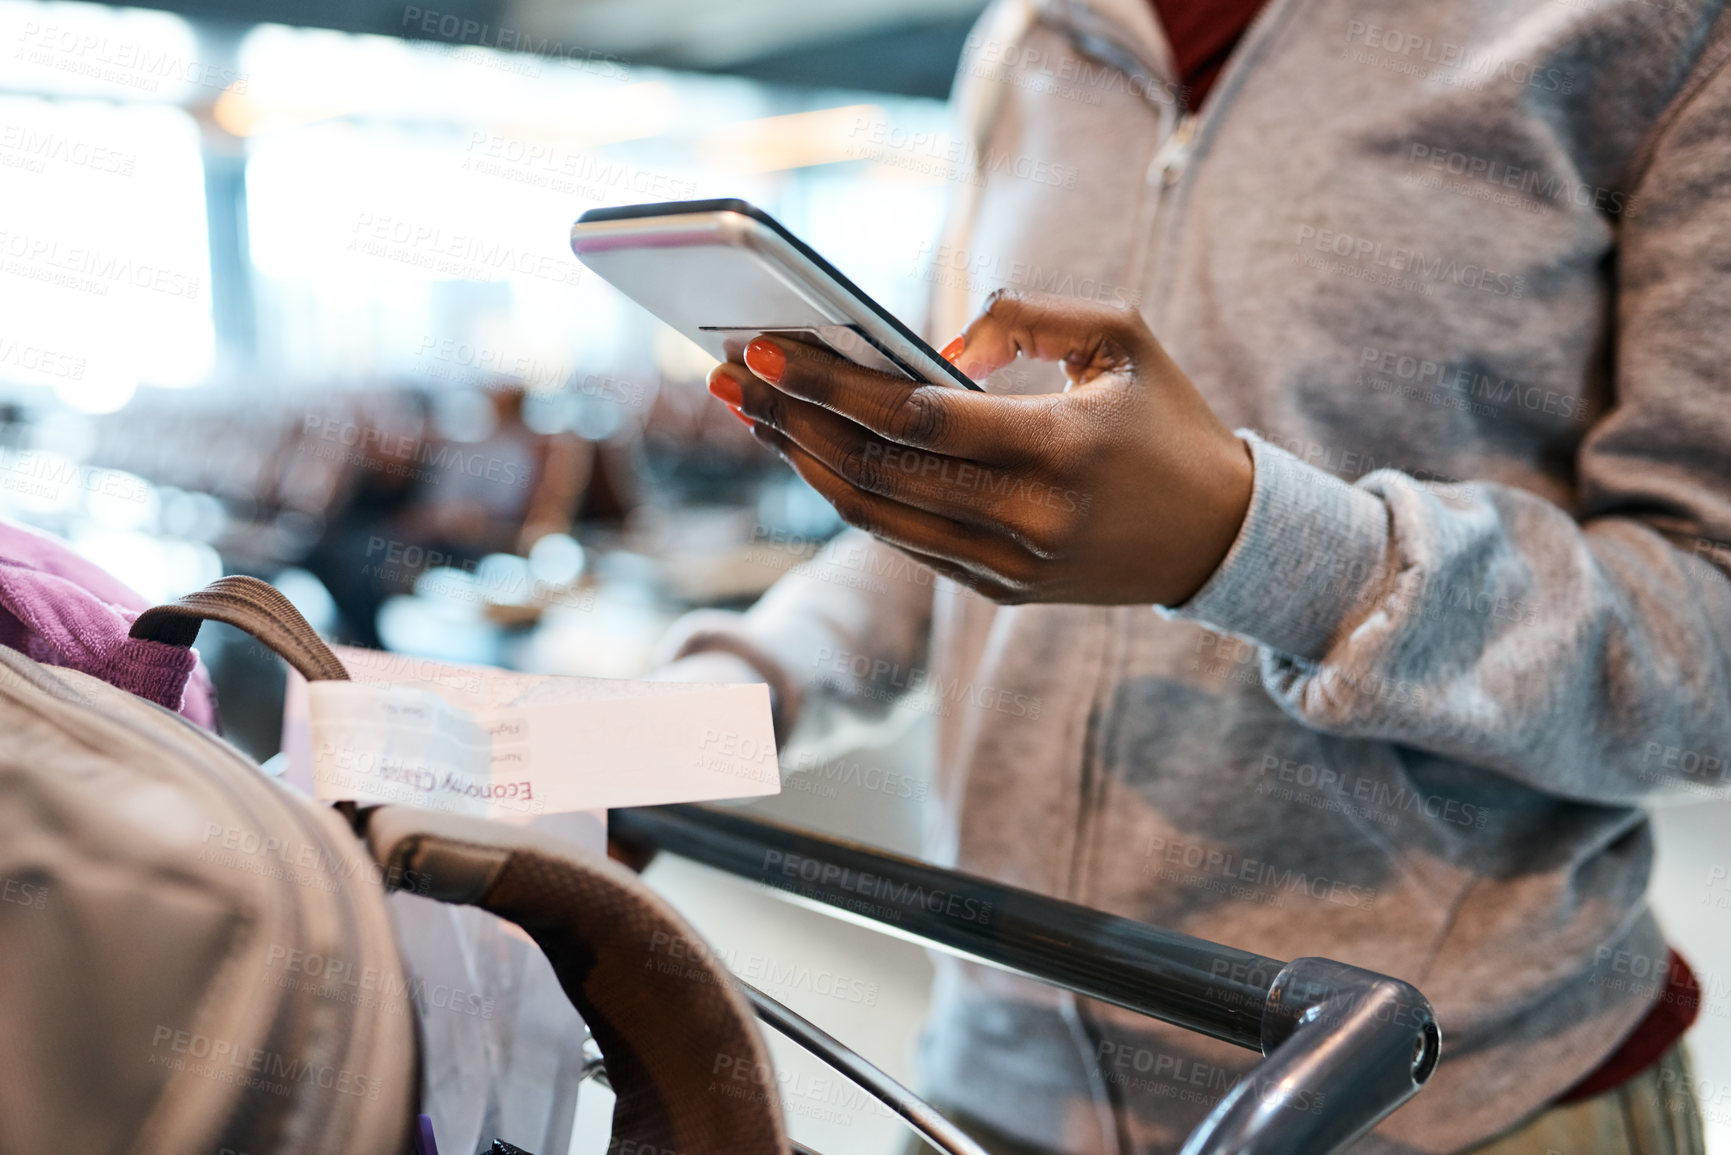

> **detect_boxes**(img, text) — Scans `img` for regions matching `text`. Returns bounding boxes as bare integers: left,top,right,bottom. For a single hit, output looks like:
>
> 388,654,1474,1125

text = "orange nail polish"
708,372,744,408
727,404,754,429
940,336,965,363
744,338,786,384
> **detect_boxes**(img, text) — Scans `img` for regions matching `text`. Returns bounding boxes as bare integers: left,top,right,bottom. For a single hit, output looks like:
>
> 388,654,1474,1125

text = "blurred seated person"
304,384,587,647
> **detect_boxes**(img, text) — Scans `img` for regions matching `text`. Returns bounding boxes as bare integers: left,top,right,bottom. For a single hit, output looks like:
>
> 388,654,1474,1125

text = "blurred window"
235,22,951,394
0,93,213,410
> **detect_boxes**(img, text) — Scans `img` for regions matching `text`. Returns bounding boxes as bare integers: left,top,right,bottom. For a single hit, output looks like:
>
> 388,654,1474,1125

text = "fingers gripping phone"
569,198,983,392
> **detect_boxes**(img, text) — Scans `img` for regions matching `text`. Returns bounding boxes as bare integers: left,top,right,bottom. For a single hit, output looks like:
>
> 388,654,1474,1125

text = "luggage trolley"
604,805,1442,1155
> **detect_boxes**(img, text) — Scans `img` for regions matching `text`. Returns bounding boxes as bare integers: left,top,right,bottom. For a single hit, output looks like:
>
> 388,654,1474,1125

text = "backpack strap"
361,805,790,1155
129,575,350,683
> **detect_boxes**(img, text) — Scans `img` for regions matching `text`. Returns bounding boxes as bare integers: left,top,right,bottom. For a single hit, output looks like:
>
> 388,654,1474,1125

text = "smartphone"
570,198,982,391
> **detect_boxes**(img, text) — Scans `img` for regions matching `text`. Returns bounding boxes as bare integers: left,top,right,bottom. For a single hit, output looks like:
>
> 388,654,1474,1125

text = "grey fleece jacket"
660,0,1731,1150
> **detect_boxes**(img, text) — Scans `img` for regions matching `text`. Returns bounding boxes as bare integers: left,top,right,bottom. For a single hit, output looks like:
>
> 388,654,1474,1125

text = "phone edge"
572,199,984,393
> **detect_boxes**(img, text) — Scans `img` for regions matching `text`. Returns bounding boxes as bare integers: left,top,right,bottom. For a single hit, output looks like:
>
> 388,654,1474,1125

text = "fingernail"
939,335,964,363
744,338,785,384
727,404,754,429
708,371,744,408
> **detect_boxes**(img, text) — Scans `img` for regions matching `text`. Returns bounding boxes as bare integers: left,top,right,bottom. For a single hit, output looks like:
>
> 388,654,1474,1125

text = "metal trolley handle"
612,805,1441,1155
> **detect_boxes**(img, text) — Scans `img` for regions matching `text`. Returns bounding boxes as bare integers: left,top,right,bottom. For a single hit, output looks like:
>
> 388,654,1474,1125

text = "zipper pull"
1148,113,1198,188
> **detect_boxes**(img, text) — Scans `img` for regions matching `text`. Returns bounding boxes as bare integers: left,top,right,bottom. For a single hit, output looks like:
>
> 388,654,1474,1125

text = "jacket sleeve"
657,530,939,743
1166,58,1731,806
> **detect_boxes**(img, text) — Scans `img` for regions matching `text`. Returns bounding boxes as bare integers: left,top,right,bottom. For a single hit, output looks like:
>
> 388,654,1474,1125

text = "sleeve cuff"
1161,432,1392,662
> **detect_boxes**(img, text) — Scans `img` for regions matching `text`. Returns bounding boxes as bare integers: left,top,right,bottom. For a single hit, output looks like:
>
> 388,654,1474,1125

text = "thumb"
949,289,1161,386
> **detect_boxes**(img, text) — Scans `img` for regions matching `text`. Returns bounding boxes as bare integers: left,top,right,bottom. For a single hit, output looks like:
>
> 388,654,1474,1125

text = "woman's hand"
707,290,1254,607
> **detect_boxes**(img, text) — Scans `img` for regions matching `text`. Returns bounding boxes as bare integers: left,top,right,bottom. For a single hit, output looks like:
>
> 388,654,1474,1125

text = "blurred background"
2,1,1726,1152
0,0,986,705
0,2,976,1150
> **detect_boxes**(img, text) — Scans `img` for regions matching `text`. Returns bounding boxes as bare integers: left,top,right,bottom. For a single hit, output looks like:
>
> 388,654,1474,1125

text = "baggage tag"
283,646,780,820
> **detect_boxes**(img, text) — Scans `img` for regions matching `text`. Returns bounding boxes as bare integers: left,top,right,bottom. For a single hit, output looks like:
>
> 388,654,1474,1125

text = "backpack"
0,575,788,1155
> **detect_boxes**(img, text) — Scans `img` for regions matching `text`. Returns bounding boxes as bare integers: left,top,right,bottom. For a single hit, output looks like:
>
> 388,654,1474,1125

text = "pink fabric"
0,518,218,729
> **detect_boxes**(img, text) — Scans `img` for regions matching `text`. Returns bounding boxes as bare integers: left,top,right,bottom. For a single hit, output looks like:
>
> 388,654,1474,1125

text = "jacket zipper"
1064,98,1198,911
1148,111,1198,188
1057,0,1297,926
1117,110,1199,291
1140,0,1298,327
1050,0,1299,326
1055,10,1216,904
1028,6,1299,1150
